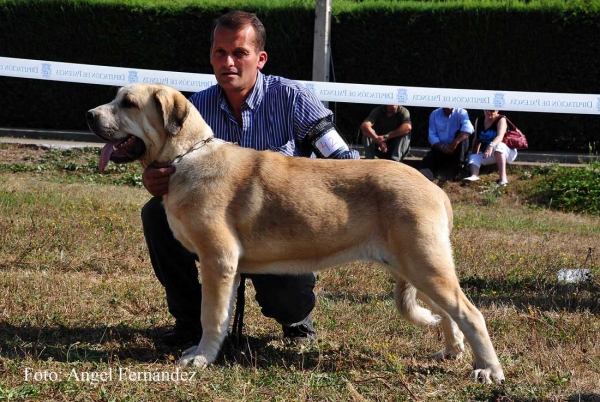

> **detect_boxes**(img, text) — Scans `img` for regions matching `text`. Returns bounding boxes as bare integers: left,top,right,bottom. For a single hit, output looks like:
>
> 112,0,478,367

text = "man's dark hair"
211,10,266,52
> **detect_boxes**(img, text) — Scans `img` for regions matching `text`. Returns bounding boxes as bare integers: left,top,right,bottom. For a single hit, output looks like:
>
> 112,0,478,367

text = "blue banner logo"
128,70,139,83
597,97,600,112
493,93,505,109
41,63,51,79
396,88,408,104
305,83,316,93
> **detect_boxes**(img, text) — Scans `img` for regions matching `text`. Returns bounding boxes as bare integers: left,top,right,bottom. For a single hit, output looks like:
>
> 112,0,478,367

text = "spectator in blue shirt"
418,107,474,180
141,10,359,346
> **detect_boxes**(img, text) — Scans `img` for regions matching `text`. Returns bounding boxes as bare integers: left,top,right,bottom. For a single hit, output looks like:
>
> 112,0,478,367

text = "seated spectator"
462,110,518,186
419,107,474,180
360,104,412,162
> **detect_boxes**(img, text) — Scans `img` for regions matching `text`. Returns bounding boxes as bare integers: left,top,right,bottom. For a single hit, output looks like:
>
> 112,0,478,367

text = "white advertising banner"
2,57,599,115
0,57,217,93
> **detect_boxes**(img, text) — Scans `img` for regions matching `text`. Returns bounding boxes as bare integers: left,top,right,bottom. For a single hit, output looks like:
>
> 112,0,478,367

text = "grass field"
0,144,598,401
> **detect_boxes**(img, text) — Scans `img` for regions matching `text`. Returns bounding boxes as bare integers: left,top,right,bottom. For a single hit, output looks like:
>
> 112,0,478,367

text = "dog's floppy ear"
154,87,190,136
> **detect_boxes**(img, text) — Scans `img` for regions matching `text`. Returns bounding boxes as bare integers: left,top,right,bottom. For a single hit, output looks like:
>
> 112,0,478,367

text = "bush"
526,162,600,215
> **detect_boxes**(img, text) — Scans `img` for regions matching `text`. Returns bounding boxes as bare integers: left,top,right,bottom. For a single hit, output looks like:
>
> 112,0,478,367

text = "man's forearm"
454,131,471,144
386,123,412,139
445,131,471,150
360,124,379,140
392,130,411,138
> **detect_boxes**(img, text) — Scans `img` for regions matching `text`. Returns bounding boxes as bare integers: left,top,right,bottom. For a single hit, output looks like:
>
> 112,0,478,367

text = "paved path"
0,136,102,149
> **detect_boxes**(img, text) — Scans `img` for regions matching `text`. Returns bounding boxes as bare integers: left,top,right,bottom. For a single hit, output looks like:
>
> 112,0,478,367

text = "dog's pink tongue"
99,140,120,172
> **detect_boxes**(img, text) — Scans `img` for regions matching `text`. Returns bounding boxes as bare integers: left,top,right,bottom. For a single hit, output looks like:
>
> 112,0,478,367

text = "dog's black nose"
86,110,95,123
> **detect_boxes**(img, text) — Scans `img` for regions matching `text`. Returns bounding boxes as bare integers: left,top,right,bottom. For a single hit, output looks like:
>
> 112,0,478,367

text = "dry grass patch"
0,146,599,401
0,175,148,274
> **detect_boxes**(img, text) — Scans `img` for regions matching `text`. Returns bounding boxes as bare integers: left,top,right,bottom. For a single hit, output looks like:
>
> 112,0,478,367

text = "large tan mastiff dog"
86,83,504,383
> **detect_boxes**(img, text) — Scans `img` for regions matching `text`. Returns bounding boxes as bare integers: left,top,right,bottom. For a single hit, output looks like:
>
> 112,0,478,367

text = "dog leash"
171,137,214,164
231,274,247,348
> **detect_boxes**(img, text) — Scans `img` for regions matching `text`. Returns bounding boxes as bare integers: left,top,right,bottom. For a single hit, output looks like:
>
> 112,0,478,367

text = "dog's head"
86,83,194,171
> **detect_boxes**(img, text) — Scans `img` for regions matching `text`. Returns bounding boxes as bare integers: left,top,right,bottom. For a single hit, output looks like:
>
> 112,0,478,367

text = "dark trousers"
418,140,469,181
363,133,411,162
141,197,316,330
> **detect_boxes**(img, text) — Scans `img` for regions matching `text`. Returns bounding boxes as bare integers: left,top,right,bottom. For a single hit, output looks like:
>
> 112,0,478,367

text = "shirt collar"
217,71,264,113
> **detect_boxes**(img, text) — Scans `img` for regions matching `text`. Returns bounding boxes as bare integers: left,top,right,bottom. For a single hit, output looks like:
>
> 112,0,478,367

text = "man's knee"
419,168,434,181
141,197,168,231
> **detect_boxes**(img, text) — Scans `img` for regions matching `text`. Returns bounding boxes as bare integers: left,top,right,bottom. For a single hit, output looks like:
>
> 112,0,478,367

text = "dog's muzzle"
86,109,146,172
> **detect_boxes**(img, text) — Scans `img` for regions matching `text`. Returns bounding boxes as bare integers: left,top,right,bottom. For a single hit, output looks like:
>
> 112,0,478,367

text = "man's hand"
375,136,388,153
142,164,176,197
442,141,458,155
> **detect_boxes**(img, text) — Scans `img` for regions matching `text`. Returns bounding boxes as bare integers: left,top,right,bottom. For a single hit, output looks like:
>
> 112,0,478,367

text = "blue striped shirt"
188,72,359,159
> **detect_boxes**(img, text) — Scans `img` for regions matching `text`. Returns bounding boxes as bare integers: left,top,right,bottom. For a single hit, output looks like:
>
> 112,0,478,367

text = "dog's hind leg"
407,263,504,384
416,291,465,361
390,270,465,360
179,246,241,368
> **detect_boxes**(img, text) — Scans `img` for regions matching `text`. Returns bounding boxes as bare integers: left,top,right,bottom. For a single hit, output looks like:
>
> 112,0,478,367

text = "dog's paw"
430,351,447,362
178,352,209,368
177,345,209,368
177,344,218,368
472,365,505,385
431,349,463,362
177,353,195,367
431,342,465,361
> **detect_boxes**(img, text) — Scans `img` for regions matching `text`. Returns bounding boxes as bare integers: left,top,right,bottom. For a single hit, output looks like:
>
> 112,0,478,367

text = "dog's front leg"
178,264,239,368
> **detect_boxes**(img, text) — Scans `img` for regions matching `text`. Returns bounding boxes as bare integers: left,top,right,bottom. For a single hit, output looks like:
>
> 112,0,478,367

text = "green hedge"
1,0,599,152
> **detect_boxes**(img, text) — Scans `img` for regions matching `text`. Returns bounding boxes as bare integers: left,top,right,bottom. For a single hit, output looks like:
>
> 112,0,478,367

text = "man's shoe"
419,168,434,181
282,319,316,343
161,325,201,346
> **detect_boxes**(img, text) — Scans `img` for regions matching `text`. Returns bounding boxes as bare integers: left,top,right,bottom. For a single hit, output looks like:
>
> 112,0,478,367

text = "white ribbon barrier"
2,57,600,115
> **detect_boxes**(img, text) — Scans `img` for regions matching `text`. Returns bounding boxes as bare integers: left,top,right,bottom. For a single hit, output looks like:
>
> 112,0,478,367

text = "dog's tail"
394,280,440,326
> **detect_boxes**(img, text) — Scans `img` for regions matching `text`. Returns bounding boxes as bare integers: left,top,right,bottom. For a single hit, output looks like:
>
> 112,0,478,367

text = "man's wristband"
384,134,389,139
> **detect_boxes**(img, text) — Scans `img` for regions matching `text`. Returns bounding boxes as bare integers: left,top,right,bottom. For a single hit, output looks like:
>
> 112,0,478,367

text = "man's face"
210,25,267,96
442,108,454,117
386,105,398,114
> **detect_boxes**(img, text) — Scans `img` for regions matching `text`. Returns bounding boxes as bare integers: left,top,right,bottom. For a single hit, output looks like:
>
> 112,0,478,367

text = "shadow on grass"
218,335,364,371
0,322,333,370
319,276,599,315
460,276,600,314
567,395,600,402
0,323,172,363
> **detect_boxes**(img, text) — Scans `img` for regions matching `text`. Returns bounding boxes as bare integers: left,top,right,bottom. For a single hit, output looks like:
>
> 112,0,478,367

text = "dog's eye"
121,97,137,109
